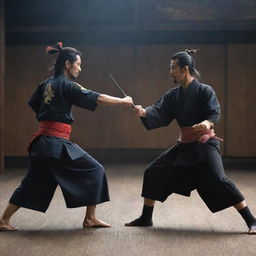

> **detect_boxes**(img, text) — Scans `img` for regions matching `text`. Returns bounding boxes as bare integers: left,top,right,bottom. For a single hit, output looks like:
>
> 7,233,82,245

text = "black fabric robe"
140,79,244,212
142,79,220,166
9,74,110,212
28,74,100,160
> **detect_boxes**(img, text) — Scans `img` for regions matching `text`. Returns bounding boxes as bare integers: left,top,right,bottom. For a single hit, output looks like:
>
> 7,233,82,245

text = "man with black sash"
0,42,133,230
125,49,256,234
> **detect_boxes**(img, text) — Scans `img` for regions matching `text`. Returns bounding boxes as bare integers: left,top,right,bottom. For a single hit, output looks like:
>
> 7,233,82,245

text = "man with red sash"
125,49,256,234
0,42,133,230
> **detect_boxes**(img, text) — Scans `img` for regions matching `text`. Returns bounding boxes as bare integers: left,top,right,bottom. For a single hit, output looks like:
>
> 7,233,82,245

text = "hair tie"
57,42,63,51
45,42,64,55
45,45,58,55
185,49,199,55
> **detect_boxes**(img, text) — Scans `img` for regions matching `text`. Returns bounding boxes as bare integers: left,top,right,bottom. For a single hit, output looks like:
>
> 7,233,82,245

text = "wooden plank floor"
0,163,256,256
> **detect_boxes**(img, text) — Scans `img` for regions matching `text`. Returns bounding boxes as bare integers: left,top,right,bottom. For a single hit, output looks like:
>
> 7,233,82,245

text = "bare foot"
248,225,256,235
0,220,17,231
83,218,111,228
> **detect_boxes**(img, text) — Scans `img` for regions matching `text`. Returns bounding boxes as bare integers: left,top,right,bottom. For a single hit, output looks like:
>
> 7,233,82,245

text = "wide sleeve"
141,90,175,130
28,83,44,114
66,82,100,111
200,85,221,123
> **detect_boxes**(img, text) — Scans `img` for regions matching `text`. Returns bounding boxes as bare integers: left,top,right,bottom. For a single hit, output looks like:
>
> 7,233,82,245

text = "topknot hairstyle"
171,49,200,78
45,42,81,76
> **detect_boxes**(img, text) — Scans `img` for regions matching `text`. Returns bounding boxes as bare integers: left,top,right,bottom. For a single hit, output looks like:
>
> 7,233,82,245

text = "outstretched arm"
97,94,133,107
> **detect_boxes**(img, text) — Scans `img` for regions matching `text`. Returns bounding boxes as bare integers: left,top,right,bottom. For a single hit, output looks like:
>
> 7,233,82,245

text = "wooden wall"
227,45,256,156
0,0,4,172
4,44,256,157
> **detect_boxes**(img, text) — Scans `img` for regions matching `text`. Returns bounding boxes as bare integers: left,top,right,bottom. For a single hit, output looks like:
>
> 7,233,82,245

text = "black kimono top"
141,79,221,166
28,74,100,160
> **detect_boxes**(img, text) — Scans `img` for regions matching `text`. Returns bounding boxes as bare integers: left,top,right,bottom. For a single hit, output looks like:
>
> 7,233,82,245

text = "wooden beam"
5,29,256,46
0,0,5,173
5,20,256,34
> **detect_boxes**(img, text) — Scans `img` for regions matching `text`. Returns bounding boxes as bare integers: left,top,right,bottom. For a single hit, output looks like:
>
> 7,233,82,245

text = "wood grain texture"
139,0,256,27
0,165,256,256
0,0,5,173
226,44,256,156
5,0,256,30
4,46,53,156
4,44,255,157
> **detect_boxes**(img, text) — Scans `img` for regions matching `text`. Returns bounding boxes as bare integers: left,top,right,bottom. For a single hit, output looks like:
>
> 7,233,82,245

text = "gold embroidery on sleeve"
44,84,55,104
74,82,87,91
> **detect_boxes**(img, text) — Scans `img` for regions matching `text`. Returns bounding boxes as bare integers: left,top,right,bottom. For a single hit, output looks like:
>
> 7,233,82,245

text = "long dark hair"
45,42,82,76
171,49,200,79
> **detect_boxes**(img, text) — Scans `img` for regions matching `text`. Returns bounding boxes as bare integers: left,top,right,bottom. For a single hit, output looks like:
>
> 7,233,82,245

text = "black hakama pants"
9,152,110,213
142,142,244,213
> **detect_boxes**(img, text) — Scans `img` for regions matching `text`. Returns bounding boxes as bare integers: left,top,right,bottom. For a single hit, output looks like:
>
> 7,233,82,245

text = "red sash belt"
28,121,71,151
178,127,223,144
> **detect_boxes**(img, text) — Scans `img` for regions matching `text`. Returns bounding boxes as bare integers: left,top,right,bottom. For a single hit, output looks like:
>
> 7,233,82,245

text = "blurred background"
0,0,256,171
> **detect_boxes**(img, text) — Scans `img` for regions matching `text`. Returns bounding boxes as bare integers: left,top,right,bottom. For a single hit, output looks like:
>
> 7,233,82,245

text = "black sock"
238,206,256,227
140,205,154,222
125,205,154,226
